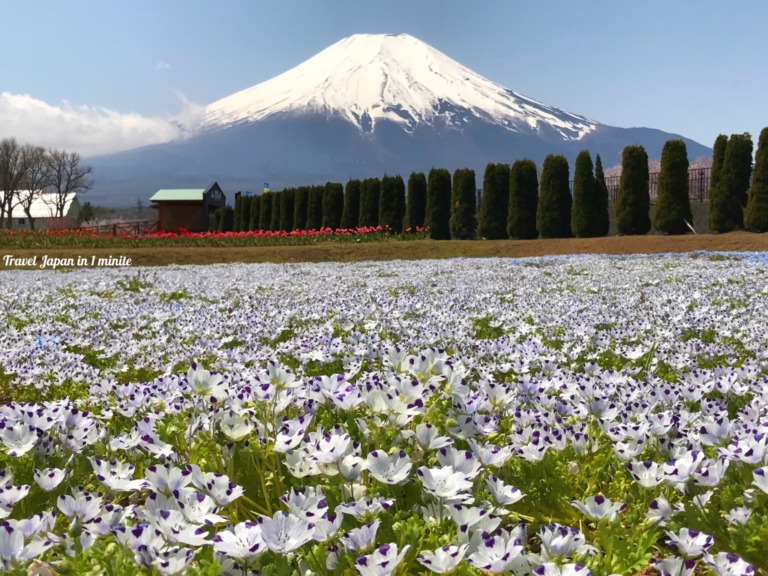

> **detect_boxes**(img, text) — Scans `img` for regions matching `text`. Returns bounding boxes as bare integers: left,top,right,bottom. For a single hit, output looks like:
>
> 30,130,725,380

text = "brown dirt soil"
2,231,768,268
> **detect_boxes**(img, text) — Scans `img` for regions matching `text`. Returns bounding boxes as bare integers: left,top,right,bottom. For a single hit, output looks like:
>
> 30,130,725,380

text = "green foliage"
473,315,504,339
322,182,344,230
654,139,693,234
258,193,272,231
616,145,651,235
449,168,477,239
306,186,324,230
507,159,539,239
248,194,260,230
745,127,768,232
359,177,380,227
269,191,282,231
593,154,610,236
404,171,427,232
292,186,308,231
709,133,753,232
279,188,295,232
571,150,600,237
77,201,95,225
478,162,510,239
340,179,361,229
378,174,406,233
710,134,728,195
536,154,572,238
427,168,452,240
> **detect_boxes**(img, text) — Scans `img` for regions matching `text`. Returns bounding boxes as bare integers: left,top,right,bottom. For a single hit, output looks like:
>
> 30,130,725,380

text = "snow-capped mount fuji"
199,33,597,141
88,33,710,206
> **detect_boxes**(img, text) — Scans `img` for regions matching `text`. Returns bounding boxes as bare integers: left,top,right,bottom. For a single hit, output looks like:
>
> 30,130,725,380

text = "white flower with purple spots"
33,468,67,492
465,530,524,574
665,527,714,558
212,521,265,560
258,511,315,554
417,544,468,574
355,543,410,576
534,563,592,576
539,523,596,561
627,460,664,488
705,552,755,576
366,450,412,485
485,475,526,505
652,556,697,576
570,495,626,522
417,465,475,502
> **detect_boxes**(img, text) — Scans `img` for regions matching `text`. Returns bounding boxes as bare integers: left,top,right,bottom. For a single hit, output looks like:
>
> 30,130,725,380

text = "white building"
0,191,80,230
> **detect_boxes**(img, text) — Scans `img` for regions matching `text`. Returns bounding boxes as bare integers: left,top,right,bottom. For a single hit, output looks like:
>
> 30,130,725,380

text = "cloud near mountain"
0,91,197,155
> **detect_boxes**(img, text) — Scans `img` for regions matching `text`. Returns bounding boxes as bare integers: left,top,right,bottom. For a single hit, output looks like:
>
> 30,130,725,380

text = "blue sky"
1,1,766,157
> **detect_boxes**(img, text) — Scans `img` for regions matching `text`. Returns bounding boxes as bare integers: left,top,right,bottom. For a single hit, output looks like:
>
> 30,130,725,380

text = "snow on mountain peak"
199,33,597,140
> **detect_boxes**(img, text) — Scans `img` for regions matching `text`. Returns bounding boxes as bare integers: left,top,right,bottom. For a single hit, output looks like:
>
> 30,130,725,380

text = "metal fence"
603,167,711,204
81,220,158,236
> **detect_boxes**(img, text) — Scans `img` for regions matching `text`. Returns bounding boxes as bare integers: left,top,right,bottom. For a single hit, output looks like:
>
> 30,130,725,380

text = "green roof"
150,189,206,202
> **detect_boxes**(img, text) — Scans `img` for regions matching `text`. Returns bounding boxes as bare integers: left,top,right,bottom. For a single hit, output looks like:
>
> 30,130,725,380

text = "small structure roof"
150,189,206,202
0,191,77,218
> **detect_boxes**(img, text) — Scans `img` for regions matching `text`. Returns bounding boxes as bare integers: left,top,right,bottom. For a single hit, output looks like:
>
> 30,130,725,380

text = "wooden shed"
150,182,226,232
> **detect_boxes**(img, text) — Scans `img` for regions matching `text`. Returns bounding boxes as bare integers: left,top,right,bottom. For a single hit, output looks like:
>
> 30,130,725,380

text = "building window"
18,218,25,225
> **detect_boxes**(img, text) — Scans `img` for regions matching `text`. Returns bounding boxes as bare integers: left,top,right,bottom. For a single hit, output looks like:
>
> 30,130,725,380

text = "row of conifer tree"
211,126,768,237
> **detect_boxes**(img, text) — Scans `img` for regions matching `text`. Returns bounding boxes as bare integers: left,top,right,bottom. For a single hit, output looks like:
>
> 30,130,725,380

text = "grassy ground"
2,231,768,268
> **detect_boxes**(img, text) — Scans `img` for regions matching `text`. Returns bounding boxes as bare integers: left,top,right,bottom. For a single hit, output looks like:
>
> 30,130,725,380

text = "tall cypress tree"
616,145,651,235
426,168,451,240
571,150,598,237
269,192,282,231
341,179,361,229
449,168,477,240
249,194,261,230
221,206,234,232
378,174,406,233
293,187,309,230
241,196,252,231
306,186,324,230
280,188,295,232
322,182,344,230
745,127,768,232
536,155,571,238
359,178,380,227
210,207,222,232
404,172,427,232
233,195,244,231
709,133,753,232
258,193,272,231
593,154,610,237
710,134,728,197
654,140,692,234
507,159,539,239
478,163,509,239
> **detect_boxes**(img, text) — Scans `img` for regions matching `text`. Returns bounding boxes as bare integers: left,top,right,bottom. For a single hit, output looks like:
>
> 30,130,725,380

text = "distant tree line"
212,128,768,237
0,137,92,230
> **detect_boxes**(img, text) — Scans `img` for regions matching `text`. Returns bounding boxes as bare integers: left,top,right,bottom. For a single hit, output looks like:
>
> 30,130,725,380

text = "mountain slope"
199,33,598,141
87,33,711,206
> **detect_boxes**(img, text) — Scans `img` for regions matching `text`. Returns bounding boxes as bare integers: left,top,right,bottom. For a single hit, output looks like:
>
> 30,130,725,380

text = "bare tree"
45,149,92,218
0,138,33,229
17,145,50,230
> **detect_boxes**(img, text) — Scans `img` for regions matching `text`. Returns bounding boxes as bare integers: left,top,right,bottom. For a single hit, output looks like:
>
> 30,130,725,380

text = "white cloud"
155,60,172,71
0,92,203,157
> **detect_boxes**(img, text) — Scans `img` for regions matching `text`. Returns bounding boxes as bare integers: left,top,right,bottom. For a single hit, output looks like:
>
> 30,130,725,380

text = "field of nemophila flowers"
1,253,768,576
